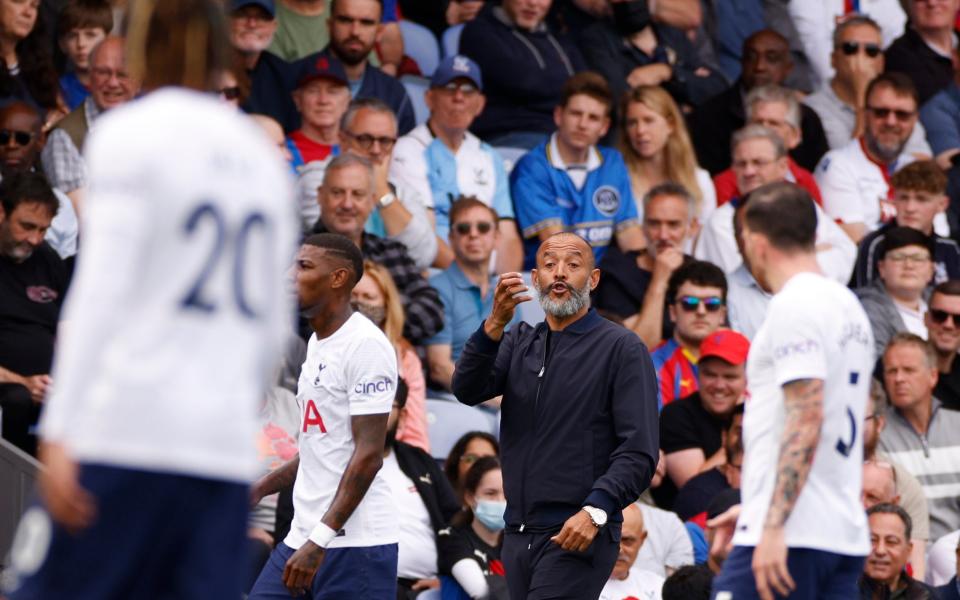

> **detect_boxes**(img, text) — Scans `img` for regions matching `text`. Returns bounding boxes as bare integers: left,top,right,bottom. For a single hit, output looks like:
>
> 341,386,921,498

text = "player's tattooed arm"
764,378,824,529
321,412,390,531
251,456,300,505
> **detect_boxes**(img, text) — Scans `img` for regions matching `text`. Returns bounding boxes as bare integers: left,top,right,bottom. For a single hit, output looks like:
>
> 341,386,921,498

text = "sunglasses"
677,295,724,312
867,106,916,121
840,41,882,57
930,308,960,326
453,221,494,235
438,81,478,96
0,129,33,147
218,86,241,100
342,130,397,151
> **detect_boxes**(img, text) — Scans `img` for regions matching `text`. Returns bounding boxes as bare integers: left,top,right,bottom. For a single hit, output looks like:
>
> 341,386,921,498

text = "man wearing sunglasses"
426,197,519,392
390,54,523,273
804,16,931,155
925,280,960,411
817,73,933,244
711,182,875,600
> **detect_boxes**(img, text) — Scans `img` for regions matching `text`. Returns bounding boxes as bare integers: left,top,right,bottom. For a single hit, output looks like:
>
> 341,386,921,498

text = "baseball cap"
699,329,751,366
431,55,483,91
230,0,275,18
297,54,349,88
878,226,935,261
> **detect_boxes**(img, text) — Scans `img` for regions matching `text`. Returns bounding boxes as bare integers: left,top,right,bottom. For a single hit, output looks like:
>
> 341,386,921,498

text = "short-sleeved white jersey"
284,313,399,550
39,89,298,483
734,272,874,555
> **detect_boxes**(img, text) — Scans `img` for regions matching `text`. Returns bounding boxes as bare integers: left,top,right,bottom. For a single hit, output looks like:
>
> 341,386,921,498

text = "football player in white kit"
710,182,875,600
248,227,399,599
3,2,299,598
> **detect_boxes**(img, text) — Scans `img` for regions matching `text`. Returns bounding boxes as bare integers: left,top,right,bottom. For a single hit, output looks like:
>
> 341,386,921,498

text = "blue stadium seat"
518,272,545,326
441,24,464,58
494,146,527,174
400,20,440,77
426,398,497,461
400,75,430,126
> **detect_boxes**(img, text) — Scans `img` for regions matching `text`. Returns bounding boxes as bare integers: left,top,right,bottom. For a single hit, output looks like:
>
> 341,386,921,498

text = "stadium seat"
441,24,464,58
400,75,430,126
518,272,546,326
494,146,527,174
426,398,497,460
399,20,440,77
418,587,442,600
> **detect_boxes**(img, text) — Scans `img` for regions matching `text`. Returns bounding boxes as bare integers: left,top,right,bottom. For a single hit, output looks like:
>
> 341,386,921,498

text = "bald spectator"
805,16,930,155
927,281,960,411
298,0,415,135
863,460,900,509
0,172,66,456
712,84,824,206
850,160,960,289
816,73,936,244
857,227,935,357
880,333,960,541
0,102,77,260
787,0,906,88
885,0,959,105
41,36,139,215
688,29,829,175
860,504,940,599
458,0,585,148
286,53,349,169
864,378,931,581
312,153,443,345
389,55,522,273
695,126,855,282
598,504,666,600
593,183,697,349
230,0,301,133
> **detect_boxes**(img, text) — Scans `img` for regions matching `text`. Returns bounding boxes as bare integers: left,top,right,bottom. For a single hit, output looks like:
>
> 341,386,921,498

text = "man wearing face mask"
453,232,659,600
580,0,728,110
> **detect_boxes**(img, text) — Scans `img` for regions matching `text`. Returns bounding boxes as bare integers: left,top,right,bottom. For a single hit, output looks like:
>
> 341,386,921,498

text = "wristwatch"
378,192,397,208
582,506,608,529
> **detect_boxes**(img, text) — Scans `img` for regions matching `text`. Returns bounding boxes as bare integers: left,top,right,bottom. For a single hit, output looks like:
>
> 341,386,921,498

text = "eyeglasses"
867,106,916,121
437,81,478,96
929,308,960,326
884,252,930,264
677,295,724,312
218,86,241,100
91,66,130,81
453,221,494,235
840,41,882,57
342,130,397,151
0,129,33,147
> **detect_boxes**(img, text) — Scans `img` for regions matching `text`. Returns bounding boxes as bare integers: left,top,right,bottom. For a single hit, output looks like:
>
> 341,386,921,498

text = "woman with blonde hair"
351,260,429,452
619,85,716,230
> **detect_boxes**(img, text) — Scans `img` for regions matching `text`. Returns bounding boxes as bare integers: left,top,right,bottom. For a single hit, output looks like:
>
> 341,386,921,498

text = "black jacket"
243,50,301,133
885,27,955,106
687,79,829,175
452,309,659,531
859,572,940,599
393,440,461,533
937,576,959,600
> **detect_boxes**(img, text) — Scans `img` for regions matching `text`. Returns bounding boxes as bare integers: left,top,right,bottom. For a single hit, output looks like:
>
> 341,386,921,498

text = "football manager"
453,231,659,599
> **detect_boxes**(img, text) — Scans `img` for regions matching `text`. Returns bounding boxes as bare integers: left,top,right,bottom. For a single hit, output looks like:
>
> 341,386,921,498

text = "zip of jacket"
519,328,551,533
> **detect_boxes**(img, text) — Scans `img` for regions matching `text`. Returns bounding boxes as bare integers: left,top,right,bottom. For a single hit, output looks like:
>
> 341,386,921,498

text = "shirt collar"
85,96,104,122
449,262,484,291
547,132,602,173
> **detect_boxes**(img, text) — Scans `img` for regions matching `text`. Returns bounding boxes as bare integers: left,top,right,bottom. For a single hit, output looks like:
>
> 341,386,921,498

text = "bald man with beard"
454,232,659,600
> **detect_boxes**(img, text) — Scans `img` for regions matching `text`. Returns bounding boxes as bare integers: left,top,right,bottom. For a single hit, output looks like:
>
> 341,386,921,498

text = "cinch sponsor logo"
773,339,820,360
354,378,393,395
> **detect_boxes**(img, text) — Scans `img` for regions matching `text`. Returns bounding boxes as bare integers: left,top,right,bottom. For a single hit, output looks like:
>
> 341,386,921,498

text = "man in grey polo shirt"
803,15,929,155
879,332,960,541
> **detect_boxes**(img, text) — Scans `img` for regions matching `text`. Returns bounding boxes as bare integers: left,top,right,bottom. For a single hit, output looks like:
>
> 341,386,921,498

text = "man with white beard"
453,232,660,600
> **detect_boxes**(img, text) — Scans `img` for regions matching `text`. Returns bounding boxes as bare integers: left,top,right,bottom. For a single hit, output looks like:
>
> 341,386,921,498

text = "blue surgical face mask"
474,499,506,532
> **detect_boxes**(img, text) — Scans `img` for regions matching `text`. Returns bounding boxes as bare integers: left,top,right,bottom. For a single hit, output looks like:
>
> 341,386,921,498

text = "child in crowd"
58,0,113,110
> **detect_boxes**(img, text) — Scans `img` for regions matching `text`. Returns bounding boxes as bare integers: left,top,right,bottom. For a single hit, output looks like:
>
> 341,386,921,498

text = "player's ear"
589,267,600,291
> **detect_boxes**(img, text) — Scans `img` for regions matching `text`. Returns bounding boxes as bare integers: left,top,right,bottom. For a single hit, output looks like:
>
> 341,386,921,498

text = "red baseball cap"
699,329,750,366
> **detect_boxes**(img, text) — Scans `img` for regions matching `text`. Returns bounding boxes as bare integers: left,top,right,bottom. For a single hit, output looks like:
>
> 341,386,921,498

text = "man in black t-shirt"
657,329,749,509
0,171,67,455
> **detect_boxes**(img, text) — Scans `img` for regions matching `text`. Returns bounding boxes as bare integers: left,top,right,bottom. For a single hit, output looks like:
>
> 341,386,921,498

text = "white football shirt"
381,450,437,578
734,272,874,555
39,89,298,483
285,313,399,550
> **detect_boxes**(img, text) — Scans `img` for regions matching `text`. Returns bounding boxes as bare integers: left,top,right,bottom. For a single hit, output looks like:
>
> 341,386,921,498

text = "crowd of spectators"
4,0,960,597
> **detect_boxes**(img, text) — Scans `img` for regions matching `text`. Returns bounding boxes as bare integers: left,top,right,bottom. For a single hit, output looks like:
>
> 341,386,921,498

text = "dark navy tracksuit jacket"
452,309,659,531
